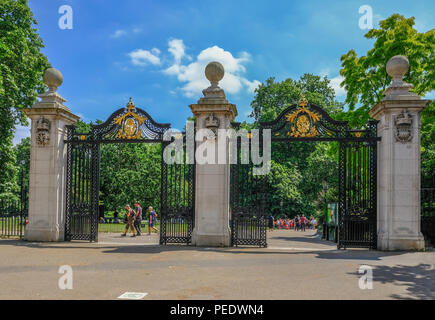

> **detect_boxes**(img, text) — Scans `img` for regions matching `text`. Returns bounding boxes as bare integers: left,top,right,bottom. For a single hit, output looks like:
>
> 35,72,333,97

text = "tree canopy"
339,14,434,186
250,74,343,123
0,0,49,200
339,14,434,127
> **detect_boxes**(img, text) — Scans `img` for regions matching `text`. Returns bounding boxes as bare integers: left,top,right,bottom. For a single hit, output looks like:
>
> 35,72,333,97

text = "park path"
267,229,337,251
96,228,337,252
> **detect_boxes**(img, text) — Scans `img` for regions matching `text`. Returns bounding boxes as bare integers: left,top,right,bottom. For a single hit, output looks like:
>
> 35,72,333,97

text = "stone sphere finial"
43,68,63,92
386,55,409,81
205,61,225,85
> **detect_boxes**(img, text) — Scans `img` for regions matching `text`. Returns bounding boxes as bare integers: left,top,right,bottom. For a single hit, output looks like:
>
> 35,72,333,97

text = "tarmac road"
0,229,433,300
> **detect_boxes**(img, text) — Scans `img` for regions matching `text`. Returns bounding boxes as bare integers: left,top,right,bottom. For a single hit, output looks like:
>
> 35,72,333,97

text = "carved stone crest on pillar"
394,110,413,143
36,116,51,146
204,112,220,139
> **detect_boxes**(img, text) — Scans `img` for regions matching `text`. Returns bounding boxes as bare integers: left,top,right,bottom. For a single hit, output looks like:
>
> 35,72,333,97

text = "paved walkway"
0,229,433,300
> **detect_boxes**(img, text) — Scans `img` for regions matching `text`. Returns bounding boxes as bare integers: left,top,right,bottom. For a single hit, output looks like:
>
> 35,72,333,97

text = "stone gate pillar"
24,68,80,242
190,62,237,246
369,56,430,250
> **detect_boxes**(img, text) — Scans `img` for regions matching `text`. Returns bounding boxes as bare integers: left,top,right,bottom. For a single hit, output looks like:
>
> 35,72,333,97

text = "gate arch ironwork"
64,98,195,244
230,95,380,249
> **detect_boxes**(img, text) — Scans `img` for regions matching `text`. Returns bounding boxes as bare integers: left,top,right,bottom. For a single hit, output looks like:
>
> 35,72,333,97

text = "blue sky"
14,0,434,143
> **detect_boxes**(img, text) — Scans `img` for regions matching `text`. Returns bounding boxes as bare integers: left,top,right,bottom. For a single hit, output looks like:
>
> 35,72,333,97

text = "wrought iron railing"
421,188,435,247
0,198,28,238
0,170,28,239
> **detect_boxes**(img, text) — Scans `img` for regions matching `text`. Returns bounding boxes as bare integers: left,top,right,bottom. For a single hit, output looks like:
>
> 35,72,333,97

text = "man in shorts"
121,205,136,237
148,206,159,235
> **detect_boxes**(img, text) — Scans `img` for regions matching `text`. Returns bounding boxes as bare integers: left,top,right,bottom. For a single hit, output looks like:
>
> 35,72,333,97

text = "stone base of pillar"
24,225,64,242
192,229,231,247
378,232,425,251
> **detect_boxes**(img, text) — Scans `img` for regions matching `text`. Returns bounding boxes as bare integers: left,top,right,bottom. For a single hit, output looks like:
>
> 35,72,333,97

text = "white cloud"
13,124,31,145
111,27,143,39
319,68,331,77
111,29,127,38
168,39,190,64
163,40,260,97
329,75,346,97
129,48,161,66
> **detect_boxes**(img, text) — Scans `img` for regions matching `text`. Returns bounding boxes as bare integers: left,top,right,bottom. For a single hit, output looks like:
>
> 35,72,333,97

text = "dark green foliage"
99,142,162,213
0,0,49,200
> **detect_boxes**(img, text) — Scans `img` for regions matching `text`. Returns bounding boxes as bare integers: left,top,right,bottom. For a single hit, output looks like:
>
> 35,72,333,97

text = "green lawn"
98,221,161,233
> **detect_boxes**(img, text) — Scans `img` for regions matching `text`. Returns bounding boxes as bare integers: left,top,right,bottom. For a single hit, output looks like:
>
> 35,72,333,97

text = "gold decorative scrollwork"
114,98,147,139
285,95,321,138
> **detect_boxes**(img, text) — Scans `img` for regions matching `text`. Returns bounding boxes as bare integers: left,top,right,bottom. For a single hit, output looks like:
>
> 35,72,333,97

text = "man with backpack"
121,205,136,237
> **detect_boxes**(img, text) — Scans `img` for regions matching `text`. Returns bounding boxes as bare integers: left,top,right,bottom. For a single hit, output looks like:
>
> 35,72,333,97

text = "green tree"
339,14,434,127
0,0,50,199
99,143,162,214
14,136,30,187
251,74,343,123
421,102,435,187
339,14,435,186
0,138,18,202
249,74,343,218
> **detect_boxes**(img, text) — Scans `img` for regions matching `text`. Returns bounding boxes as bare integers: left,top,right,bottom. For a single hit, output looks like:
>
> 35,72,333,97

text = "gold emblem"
296,115,310,134
285,95,321,138
124,118,137,136
114,98,147,140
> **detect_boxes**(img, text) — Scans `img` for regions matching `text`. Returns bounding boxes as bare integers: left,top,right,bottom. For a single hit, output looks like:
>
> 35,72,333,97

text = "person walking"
300,215,307,232
268,215,274,230
134,202,143,236
147,206,159,235
311,217,317,229
114,211,120,224
121,205,136,237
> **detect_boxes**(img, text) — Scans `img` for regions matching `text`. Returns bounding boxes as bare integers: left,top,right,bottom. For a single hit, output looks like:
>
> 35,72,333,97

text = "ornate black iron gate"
64,98,195,243
64,139,99,241
338,137,377,249
230,130,267,247
160,134,195,244
230,96,380,249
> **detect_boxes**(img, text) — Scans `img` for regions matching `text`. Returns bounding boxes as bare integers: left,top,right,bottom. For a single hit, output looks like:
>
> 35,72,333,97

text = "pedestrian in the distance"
121,205,136,237
148,206,159,235
134,202,142,236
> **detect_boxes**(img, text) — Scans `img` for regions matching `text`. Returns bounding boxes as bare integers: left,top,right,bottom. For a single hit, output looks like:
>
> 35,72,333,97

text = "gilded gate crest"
114,98,147,139
285,94,322,138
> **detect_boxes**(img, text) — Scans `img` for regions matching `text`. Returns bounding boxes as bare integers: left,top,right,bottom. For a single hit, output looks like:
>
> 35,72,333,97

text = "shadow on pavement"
269,235,335,245
349,264,435,300
0,238,413,262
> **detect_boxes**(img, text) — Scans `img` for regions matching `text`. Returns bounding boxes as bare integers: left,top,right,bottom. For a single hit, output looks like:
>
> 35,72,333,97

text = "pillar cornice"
189,103,238,120
369,99,430,120
23,106,80,124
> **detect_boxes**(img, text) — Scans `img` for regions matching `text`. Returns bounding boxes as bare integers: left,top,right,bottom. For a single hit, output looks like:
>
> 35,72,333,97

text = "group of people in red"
271,215,317,231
